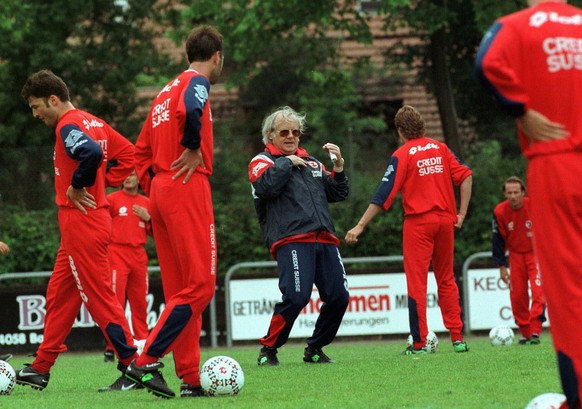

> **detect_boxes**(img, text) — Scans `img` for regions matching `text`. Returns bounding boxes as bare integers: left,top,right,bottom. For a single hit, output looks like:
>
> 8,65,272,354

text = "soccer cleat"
257,346,280,366
303,347,335,363
125,360,175,399
401,345,428,356
453,341,469,353
104,350,115,363
530,334,541,345
15,364,50,390
98,374,143,392
180,383,205,398
0,353,13,362
519,337,531,345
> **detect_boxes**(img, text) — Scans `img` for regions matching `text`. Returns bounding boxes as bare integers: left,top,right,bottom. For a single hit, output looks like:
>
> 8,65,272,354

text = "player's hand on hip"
66,186,97,215
171,148,204,184
516,109,569,142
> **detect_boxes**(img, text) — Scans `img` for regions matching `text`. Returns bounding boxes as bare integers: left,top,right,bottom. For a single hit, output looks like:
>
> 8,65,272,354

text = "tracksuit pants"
507,251,546,339
528,152,582,408
136,173,216,386
33,208,138,373
403,212,465,349
260,242,349,350
105,243,149,352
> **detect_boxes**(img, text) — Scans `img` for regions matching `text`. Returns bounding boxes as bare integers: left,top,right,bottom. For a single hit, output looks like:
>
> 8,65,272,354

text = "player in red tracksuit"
101,171,152,367
346,105,473,355
475,1,582,407
129,25,223,399
17,70,138,391
492,177,546,344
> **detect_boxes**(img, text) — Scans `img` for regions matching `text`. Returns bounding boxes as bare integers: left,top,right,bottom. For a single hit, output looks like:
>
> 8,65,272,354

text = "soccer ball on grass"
407,330,439,353
200,356,244,396
524,392,566,408
0,360,16,396
489,325,515,346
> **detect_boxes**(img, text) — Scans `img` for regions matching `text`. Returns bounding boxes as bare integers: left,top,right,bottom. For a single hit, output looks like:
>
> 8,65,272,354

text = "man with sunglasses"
248,106,350,366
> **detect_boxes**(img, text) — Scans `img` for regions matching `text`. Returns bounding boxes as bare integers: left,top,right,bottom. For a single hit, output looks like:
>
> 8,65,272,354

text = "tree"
0,0,165,209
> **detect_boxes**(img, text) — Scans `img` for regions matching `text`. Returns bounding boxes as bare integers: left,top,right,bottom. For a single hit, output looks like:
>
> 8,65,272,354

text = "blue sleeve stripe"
371,156,398,206
59,124,103,188
474,22,525,117
181,76,209,150
491,213,507,265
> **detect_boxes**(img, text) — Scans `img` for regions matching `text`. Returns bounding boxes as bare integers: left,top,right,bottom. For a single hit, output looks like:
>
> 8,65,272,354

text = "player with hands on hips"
130,25,224,399
249,106,349,366
17,69,138,392
100,171,152,378
345,105,472,355
475,1,582,406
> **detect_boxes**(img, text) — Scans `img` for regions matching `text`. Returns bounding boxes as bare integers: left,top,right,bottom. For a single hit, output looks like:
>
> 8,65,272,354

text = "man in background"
475,1,582,407
492,176,545,345
99,171,151,392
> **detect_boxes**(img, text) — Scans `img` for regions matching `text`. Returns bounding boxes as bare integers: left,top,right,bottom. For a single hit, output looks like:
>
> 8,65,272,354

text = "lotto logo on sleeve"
417,156,443,176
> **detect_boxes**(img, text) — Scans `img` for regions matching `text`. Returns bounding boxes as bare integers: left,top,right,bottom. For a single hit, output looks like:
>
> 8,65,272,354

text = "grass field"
2,333,562,409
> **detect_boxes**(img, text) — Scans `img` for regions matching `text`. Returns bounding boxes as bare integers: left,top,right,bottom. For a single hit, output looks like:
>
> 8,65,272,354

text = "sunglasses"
276,129,300,137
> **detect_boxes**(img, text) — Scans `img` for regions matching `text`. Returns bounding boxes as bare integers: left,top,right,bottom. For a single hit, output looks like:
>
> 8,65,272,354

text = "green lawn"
2,333,562,409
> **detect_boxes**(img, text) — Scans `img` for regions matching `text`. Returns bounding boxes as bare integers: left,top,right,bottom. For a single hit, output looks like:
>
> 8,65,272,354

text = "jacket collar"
265,143,310,158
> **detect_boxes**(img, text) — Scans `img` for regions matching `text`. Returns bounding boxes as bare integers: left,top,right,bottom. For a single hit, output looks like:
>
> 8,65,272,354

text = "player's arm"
171,76,209,183
345,203,383,245
455,175,472,230
135,110,154,196
491,212,509,283
345,156,401,244
105,127,135,187
60,124,101,214
474,21,529,118
0,241,9,255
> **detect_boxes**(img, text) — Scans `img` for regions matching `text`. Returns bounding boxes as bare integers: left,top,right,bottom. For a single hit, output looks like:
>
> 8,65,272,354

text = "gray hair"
261,106,307,145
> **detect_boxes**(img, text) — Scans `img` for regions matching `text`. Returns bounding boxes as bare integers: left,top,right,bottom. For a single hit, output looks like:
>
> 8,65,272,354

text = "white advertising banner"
465,268,549,330
229,273,446,341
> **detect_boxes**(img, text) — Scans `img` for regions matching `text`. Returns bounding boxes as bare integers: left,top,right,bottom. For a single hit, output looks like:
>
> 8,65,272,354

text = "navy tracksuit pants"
260,242,349,349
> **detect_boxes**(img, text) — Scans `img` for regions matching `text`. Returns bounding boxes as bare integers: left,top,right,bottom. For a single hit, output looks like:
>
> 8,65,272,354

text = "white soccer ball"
489,325,515,346
200,356,244,396
406,330,439,353
0,360,16,396
425,331,439,353
524,392,566,409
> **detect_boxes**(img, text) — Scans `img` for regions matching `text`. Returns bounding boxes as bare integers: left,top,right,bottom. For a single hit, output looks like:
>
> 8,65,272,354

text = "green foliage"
455,139,526,262
212,129,269,264
0,0,165,210
0,206,59,273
